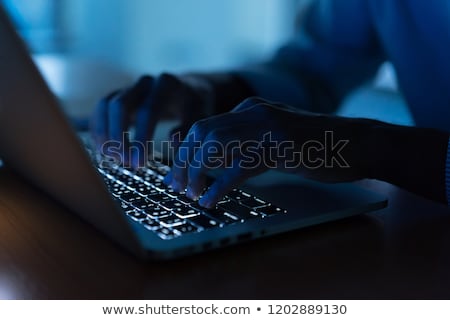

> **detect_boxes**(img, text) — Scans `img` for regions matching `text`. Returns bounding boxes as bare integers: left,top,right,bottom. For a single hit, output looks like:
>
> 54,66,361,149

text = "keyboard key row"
98,162,287,240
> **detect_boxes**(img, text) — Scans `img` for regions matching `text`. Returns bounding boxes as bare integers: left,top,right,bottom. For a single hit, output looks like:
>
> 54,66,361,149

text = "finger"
108,76,153,142
186,126,253,200
170,112,251,192
169,124,191,150
198,158,265,208
186,130,224,200
170,129,202,192
231,96,270,113
107,76,152,165
132,74,182,167
163,170,173,186
90,90,119,150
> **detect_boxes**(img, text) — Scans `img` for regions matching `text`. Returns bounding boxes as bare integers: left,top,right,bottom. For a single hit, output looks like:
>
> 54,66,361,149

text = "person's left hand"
164,97,375,208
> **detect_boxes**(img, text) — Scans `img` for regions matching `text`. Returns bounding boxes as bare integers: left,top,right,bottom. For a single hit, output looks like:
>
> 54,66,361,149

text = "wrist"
362,120,392,180
365,122,449,202
338,118,384,180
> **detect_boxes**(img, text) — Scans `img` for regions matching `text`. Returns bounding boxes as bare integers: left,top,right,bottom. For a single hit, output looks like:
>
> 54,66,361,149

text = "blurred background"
1,0,413,126
2,0,301,120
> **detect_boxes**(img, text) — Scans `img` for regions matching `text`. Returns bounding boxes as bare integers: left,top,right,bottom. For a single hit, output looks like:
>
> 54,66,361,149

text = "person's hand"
164,97,375,208
90,73,214,166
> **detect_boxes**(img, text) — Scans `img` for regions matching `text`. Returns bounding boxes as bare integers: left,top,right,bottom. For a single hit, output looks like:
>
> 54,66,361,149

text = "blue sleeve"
235,0,384,112
446,138,450,205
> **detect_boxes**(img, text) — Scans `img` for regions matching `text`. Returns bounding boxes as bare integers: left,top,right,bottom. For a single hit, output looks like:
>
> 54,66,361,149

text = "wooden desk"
0,167,450,299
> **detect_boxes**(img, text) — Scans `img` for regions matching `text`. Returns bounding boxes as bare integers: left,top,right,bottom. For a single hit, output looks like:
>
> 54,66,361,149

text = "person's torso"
369,0,450,131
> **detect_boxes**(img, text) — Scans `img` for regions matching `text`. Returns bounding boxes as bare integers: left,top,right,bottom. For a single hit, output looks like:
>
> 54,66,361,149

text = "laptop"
0,6,387,259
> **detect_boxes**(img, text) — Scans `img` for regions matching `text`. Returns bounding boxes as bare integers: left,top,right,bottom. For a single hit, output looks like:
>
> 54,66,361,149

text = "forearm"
200,69,336,114
236,62,339,114
366,123,449,203
201,73,257,114
186,64,341,117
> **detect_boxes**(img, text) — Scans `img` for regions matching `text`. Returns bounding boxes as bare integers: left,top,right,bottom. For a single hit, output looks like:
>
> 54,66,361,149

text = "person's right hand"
90,73,214,166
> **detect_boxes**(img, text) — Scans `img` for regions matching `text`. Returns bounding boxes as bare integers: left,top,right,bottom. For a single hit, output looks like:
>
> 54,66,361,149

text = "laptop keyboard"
93,156,287,240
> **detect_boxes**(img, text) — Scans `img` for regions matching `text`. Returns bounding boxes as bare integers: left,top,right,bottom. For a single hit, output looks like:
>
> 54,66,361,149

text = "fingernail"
198,196,212,209
131,155,139,169
172,180,183,193
163,174,172,186
122,153,131,168
186,187,198,200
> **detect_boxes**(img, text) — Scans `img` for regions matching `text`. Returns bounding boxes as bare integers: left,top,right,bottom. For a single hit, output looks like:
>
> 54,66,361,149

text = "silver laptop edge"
0,5,146,257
